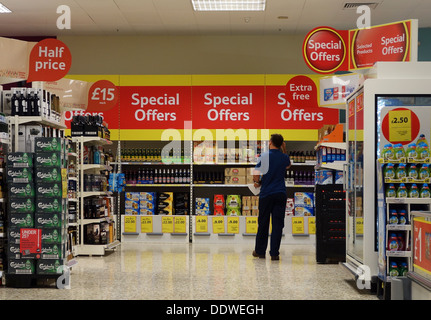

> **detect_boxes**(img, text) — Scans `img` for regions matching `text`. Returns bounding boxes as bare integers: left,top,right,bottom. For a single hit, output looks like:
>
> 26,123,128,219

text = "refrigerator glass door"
346,88,364,263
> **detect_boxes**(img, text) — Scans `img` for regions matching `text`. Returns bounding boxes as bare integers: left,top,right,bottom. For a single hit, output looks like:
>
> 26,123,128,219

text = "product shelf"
386,251,412,258
386,198,431,204
315,142,346,150
79,191,113,198
72,136,112,146
11,115,67,130
126,183,190,187
386,224,412,231
81,163,112,171
315,162,346,171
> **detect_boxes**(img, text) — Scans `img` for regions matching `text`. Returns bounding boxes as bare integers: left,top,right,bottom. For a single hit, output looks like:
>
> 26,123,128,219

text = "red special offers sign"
64,80,120,130
266,76,339,129
303,27,348,74
28,39,72,82
120,86,191,129
413,218,431,277
192,86,264,129
350,20,411,69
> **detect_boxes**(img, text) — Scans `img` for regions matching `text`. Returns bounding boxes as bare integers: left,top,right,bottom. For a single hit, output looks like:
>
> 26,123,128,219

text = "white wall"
59,34,310,75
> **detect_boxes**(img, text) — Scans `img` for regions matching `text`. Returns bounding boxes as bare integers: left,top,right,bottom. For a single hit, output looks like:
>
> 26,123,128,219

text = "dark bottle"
174,169,179,184
11,91,18,116
162,169,167,184
154,169,159,184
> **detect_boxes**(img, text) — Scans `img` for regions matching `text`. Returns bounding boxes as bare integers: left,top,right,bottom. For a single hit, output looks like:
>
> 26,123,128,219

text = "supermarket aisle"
0,243,378,300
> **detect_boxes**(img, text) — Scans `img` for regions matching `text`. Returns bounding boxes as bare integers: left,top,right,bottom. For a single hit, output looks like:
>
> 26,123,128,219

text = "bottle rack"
72,136,120,256
379,158,431,283
119,140,317,244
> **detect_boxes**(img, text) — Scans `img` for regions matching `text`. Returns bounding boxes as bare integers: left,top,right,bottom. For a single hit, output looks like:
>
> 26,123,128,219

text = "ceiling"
0,0,430,36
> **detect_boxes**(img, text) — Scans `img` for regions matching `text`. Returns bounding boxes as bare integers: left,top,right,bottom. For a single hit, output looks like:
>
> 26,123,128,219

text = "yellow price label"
292,217,305,234
308,217,316,234
245,217,258,234
140,216,153,233
196,216,208,233
124,216,137,233
174,216,187,233
212,216,225,234
227,216,239,234
162,216,174,233
388,110,411,142
356,217,364,235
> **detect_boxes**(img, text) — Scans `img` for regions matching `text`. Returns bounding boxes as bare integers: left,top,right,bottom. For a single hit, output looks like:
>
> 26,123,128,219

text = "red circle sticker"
87,80,119,112
381,108,420,145
303,27,347,74
28,39,72,82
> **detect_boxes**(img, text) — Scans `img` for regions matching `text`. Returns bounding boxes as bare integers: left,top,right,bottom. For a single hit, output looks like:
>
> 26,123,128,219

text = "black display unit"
315,184,346,263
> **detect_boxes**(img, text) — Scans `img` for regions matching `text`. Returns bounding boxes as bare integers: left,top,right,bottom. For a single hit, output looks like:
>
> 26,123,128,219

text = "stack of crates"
315,184,346,263
6,137,68,286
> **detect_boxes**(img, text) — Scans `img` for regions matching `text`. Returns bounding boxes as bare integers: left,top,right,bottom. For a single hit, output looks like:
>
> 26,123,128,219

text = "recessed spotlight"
0,3,12,13
191,0,266,11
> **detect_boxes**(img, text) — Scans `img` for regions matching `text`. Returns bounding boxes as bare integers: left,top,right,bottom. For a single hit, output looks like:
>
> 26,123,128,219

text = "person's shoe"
271,256,279,261
252,250,265,259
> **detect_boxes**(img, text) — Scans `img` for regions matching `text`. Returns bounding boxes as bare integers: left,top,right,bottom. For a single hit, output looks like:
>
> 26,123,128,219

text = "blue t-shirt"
255,149,291,198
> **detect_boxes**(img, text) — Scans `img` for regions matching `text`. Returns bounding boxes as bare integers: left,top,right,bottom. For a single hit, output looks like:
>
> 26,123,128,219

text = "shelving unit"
5,115,70,288
72,136,120,256
118,139,318,244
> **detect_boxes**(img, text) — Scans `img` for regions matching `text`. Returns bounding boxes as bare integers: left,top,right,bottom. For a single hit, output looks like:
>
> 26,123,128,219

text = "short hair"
270,134,284,148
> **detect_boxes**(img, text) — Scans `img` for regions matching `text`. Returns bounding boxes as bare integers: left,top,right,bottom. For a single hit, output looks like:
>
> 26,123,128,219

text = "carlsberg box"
34,152,63,168
8,213,34,228
8,197,35,214
8,259,35,274
36,182,63,197
35,196,63,214
34,167,62,183
36,259,65,274
35,213,64,228
6,152,34,168
41,243,63,259
8,182,35,198
41,228,64,244
6,167,34,183
35,137,63,152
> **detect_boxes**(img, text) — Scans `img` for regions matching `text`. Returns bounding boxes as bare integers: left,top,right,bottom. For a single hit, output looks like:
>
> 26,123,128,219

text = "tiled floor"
0,243,378,300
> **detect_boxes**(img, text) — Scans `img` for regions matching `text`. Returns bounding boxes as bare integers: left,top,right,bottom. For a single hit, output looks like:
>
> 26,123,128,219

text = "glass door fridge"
342,61,431,287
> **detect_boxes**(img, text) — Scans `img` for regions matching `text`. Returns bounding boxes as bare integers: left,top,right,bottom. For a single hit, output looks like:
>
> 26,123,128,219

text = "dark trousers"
255,192,287,257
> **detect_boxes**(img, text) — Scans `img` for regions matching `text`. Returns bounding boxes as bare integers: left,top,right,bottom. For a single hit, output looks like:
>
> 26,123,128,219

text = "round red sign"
303,27,347,74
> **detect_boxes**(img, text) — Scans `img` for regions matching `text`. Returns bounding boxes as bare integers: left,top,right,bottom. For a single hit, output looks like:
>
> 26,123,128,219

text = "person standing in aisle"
252,134,291,260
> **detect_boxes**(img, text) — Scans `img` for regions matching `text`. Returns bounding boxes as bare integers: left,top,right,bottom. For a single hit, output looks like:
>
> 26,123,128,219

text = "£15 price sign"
87,80,119,112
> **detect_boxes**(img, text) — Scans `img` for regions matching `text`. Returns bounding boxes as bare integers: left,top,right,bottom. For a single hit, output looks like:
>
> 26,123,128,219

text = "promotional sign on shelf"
20,228,42,259
380,106,422,146
28,38,72,82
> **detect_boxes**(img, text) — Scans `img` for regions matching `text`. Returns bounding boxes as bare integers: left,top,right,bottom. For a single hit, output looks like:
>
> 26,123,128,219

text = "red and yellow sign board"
413,217,431,278
65,74,343,141
303,19,416,74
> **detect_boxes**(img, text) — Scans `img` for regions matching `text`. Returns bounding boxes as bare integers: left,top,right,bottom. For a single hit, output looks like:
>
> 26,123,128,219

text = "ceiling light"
0,3,11,13
191,0,266,11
